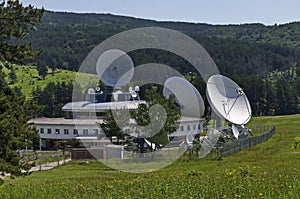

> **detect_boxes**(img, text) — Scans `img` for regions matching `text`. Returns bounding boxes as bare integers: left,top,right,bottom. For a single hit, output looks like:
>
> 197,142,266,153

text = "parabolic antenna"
134,86,140,92
130,90,137,98
87,88,95,94
96,49,134,87
163,77,205,118
206,75,251,125
232,124,239,139
186,133,194,146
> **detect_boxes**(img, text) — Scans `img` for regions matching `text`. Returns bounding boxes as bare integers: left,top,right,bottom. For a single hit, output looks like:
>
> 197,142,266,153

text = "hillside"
41,11,300,50
27,11,300,76
3,64,96,99
0,11,298,117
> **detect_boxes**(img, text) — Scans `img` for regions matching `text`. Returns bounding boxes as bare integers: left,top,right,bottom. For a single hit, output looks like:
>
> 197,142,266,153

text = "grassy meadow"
0,114,299,198
3,65,97,98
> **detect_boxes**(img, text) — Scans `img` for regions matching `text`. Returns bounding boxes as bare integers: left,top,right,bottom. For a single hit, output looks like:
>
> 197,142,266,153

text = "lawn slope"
4,65,96,98
0,115,299,198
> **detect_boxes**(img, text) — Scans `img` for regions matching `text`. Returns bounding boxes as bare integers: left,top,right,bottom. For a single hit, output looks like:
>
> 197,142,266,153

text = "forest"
22,11,300,117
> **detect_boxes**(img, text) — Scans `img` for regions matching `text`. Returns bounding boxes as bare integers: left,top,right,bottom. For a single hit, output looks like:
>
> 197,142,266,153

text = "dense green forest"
3,10,299,117
22,11,300,117
29,11,300,76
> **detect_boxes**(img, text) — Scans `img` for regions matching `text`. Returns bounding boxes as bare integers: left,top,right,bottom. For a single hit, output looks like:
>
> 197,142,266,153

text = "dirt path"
29,158,71,172
0,158,72,180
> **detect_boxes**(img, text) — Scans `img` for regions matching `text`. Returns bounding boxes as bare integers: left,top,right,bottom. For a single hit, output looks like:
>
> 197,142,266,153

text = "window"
180,126,184,131
73,129,78,135
187,125,190,131
55,129,60,134
47,128,51,134
193,125,196,130
64,129,69,135
40,128,44,134
96,112,105,117
83,129,88,135
93,129,99,135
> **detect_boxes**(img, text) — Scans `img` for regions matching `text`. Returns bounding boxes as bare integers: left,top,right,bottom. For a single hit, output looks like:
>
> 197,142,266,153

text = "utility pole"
55,131,59,166
25,138,28,163
39,137,42,171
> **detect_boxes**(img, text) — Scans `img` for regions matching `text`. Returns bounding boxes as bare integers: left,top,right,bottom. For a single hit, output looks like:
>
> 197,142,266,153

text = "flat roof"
62,100,146,112
178,116,205,122
28,116,203,126
28,118,103,126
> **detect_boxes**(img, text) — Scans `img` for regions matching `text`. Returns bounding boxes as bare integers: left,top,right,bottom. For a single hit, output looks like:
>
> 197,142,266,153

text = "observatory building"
29,86,203,149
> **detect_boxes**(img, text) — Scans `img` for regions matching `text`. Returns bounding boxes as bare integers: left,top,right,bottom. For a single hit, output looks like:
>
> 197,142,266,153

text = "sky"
20,0,300,25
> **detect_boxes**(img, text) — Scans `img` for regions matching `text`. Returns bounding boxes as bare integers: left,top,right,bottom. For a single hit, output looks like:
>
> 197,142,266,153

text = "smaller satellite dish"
130,90,137,98
163,77,205,118
186,133,194,146
144,139,156,150
206,75,252,125
95,86,101,92
134,86,140,92
88,88,95,94
232,124,239,139
96,49,134,87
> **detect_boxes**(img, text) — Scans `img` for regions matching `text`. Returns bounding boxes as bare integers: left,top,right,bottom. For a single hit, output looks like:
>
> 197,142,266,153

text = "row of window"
39,124,200,135
179,124,201,132
40,128,100,135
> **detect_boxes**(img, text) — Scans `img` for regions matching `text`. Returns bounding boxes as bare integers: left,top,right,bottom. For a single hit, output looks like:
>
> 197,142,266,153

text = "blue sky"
20,0,300,25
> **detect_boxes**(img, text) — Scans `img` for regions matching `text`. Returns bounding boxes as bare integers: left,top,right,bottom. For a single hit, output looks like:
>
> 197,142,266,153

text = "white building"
29,87,203,149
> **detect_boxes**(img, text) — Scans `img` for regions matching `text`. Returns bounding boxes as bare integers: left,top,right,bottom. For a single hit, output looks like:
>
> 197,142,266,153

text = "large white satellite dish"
206,75,251,125
163,77,205,118
96,49,134,87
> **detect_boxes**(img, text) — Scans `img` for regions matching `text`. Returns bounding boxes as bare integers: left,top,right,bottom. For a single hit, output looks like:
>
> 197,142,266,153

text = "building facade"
29,87,203,149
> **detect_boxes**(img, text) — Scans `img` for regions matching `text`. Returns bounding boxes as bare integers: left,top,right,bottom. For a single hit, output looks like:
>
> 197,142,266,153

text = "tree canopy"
0,0,44,176
0,0,44,64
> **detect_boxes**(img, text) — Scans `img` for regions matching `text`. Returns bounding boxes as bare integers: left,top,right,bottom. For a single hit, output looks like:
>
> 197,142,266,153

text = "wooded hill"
17,11,300,117
28,11,300,76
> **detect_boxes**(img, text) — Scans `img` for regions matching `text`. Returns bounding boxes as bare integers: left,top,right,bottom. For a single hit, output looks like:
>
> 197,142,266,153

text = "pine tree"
100,109,129,144
133,87,180,145
0,0,44,63
0,1,43,175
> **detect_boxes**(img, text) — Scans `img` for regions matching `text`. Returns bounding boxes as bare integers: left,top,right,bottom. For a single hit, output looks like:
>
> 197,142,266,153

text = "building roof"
28,116,203,126
28,118,103,126
177,116,205,123
62,100,146,112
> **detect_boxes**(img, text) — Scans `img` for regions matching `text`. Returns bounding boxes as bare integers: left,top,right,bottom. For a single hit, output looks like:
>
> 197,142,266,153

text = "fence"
184,126,276,159
220,126,275,157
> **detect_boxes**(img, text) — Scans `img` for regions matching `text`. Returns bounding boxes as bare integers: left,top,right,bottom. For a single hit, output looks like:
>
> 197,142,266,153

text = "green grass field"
3,65,97,99
0,115,299,198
